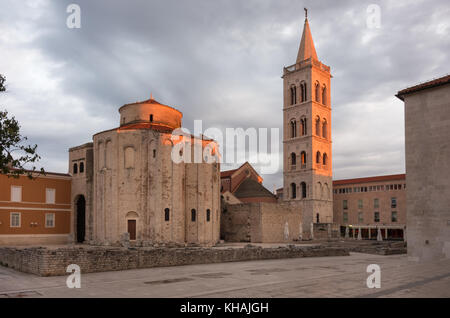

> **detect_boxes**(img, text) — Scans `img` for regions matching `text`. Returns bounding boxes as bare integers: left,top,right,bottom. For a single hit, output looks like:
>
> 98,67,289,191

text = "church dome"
118,97,182,131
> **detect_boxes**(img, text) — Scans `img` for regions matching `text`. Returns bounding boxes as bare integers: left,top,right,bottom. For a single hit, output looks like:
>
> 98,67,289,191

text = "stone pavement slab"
0,252,449,298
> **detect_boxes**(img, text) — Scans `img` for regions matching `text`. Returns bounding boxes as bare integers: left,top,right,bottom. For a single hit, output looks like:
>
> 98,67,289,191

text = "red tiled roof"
220,162,253,179
119,97,183,116
333,174,405,186
118,122,174,133
220,168,237,178
396,74,450,101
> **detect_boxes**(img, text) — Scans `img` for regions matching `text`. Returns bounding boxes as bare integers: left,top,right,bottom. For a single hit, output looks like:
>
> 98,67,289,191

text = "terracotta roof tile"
118,122,174,133
220,162,259,179
333,174,405,186
220,168,237,178
396,74,450,100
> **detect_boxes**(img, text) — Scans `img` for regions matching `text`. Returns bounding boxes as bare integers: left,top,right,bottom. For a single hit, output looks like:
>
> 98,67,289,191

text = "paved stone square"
0,252,449,298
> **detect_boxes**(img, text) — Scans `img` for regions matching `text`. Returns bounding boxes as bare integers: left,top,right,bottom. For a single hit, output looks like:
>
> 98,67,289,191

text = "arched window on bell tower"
301,182,307,198
315,81,320,103
290,119,297,138
323,153,328,167
291,183,297,199
290,152,296,169
290,85,297,105
300,83,304,103
316,151,322,164
315,116,321,136
322,85,327,106
300,117,307,136
300,81,307,102
322,118,328,139
301,151,307,168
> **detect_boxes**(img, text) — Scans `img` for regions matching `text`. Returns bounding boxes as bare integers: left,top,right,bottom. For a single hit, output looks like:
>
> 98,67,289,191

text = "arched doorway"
75,195,86,243
126,211,139,241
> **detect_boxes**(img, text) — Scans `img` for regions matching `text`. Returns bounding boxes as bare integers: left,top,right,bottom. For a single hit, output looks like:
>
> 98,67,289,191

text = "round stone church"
69,97,221,246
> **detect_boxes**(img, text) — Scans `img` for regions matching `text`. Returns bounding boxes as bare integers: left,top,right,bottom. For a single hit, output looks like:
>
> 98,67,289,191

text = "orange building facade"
0,171,72,245
333,174,406,240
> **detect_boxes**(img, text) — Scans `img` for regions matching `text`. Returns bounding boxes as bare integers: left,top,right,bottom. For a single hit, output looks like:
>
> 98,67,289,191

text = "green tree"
0,74,44,178
0,74,4,92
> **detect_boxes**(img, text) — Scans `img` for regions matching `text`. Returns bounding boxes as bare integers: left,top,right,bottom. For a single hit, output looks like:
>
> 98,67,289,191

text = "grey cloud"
0,0,448,190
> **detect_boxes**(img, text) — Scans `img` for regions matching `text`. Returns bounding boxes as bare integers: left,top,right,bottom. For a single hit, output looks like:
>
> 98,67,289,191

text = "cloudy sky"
0,0,449,190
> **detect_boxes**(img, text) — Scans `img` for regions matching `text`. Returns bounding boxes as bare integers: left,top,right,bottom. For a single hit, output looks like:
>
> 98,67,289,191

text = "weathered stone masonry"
69,98,221,247
0,245,348,277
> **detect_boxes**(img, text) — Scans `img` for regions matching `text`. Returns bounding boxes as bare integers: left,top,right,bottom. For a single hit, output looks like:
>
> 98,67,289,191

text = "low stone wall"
0,245,349,276
348,243,407,255
323,241,407,255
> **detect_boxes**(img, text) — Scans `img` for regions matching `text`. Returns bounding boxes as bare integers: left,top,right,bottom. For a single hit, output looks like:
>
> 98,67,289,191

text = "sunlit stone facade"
69,98,220,246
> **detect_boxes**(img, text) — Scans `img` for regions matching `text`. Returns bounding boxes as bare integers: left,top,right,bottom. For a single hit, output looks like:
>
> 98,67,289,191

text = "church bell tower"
282,12,333,237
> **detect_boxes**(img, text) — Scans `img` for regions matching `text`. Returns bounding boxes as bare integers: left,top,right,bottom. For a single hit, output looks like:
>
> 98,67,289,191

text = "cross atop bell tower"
281,12,333,237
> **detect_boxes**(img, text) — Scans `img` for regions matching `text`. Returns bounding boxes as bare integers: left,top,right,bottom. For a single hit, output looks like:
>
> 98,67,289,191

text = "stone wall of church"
68,143,94,243
184,161,221,245
90,127,220,246
222,202,302,243
259,202,302,242
221,203,261,242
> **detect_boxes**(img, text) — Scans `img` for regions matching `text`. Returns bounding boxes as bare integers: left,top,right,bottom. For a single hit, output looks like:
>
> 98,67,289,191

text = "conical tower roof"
296,18,318,63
